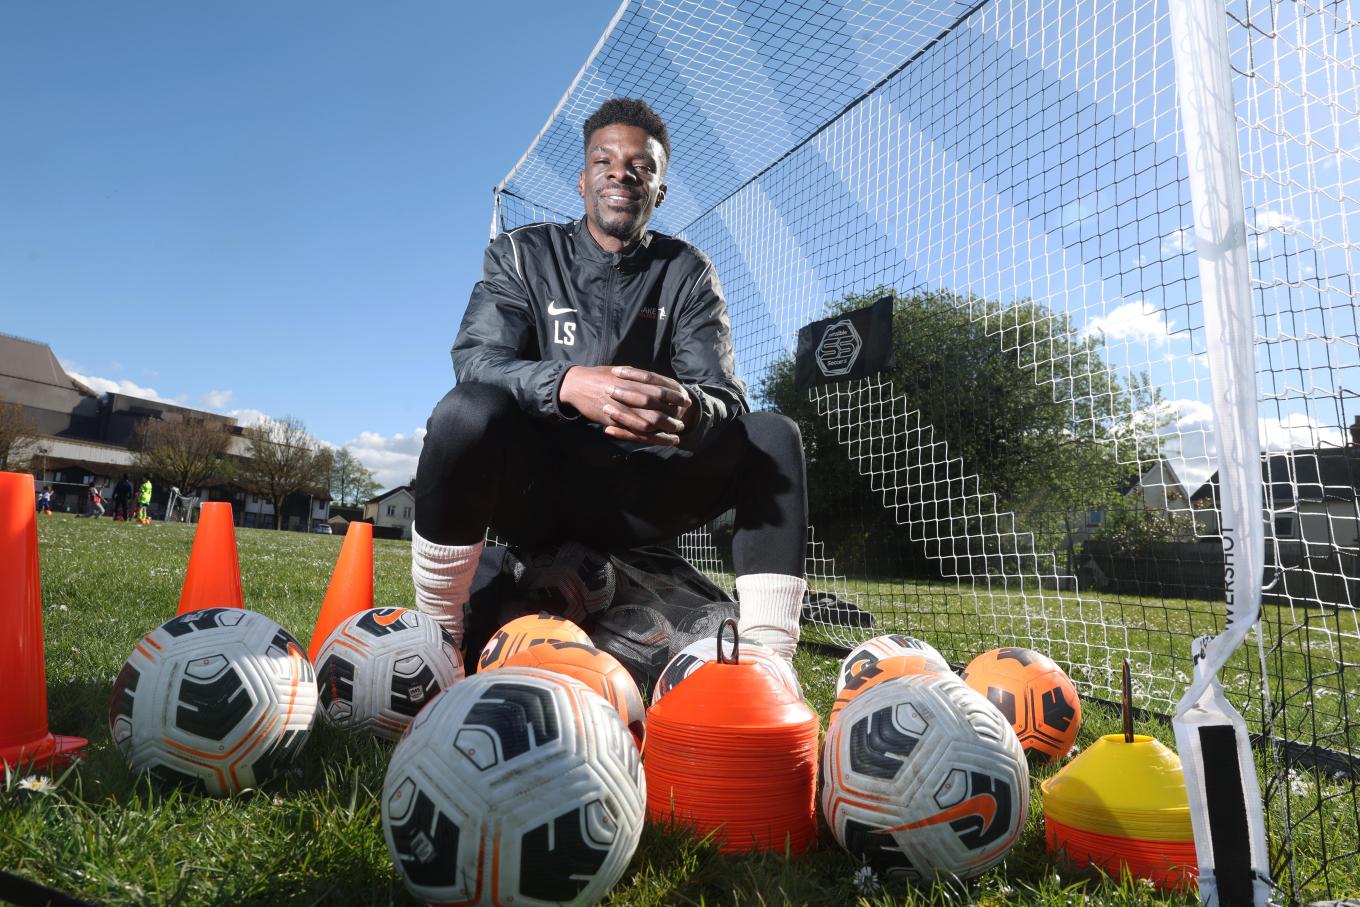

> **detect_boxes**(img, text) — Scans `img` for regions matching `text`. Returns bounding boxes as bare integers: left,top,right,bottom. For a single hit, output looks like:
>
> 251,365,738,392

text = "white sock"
411,527,483,648
736,573,806,663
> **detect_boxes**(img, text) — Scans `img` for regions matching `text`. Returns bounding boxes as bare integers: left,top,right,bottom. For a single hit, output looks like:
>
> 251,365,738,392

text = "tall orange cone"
0,471,86,769
308,521,373,662
176,501,244,615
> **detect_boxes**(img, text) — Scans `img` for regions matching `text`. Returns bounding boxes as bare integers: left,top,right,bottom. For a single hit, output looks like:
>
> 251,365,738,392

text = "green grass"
0,516,1351,904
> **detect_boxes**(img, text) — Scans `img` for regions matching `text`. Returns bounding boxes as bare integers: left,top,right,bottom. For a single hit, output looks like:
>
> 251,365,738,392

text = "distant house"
364,485,415,540
1,332,328,529
1137,458,1193,513
1192,422,1360,606
326,504,363,536
1,333,239,515
225,490,330,532
1065,458,1194,552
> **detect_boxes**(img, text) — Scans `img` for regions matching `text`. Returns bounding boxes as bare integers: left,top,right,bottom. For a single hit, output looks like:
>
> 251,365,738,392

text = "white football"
108,608,317,796
821,672,1028,883
314,607,465,740
383,667,645,906
837,634,951,694
651,634,801,706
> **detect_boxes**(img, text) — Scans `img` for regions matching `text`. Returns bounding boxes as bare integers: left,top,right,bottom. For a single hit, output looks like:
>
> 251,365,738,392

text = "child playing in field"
38,485,53,515
137,477,153,525
87,481,105,518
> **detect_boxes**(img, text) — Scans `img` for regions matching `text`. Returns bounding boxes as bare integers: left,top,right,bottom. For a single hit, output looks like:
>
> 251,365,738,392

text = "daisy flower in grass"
852,865,881,895
16,776,58,794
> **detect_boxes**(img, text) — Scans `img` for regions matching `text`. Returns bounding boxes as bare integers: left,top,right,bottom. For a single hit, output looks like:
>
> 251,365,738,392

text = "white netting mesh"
493,0,1359,897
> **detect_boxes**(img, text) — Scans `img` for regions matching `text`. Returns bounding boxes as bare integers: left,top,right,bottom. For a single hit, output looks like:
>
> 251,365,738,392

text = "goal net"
493,0,1359,899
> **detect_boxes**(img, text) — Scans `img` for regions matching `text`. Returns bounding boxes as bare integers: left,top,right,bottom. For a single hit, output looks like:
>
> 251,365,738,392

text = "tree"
329,447,381,507
0,401,39,472
761,288,1162,573
237,416,331,530
133,416,235,494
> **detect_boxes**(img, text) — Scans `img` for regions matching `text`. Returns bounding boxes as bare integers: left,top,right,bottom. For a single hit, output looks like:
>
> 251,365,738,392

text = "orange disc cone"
0,471,86,769
176,501,244,615
645,622,820,854
308,521,373,662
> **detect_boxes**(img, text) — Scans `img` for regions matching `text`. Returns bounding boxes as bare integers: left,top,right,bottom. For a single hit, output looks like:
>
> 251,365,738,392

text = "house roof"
1135,458,1192,500
366,484,413,505
0,333,96,395
1193,447,1360,505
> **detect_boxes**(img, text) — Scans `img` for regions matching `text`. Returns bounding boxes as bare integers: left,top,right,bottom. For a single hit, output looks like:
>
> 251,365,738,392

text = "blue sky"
1,1,617,488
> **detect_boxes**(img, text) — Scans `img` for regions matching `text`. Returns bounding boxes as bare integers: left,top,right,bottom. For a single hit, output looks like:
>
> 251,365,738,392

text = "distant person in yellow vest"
137,477,153,525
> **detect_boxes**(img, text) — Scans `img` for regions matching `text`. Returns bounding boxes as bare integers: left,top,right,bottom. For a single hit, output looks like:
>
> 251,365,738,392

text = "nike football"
837,634,951,694
382,668,645,905
314,608,465,740
108,608,316,796
821,672,1028,883
961,647,1082,763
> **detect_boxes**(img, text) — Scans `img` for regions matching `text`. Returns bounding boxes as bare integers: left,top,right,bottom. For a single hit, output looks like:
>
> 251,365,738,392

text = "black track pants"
414,383,807,577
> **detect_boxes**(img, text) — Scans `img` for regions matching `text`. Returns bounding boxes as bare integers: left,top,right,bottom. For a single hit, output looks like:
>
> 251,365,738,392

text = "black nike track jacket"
451,219,749,451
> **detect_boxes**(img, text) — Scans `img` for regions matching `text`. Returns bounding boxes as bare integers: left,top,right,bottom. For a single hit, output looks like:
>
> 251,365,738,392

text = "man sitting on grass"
411,98,807,668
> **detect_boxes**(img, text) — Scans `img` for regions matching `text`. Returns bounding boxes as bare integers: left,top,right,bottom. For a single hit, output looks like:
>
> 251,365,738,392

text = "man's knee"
425,383,520,446
738,411,803,461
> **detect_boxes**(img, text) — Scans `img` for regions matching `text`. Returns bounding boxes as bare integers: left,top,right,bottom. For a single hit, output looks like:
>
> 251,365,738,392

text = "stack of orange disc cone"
1042,734,1198,891
176,501,244,615
308,521,374,662
0,472,86,769
644,621,819,854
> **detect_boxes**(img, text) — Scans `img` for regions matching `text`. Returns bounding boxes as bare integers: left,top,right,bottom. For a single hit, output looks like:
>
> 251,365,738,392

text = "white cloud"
1161,228,1194,255
1115,397,1217,491
1083,301,1174,344
226,408,271,427
65,369,183,405
1135,399,1347,492
1254,208,1300,231
1259,413,1345,452
202,389,234,409
1059,200,1094,228
344,429,427,491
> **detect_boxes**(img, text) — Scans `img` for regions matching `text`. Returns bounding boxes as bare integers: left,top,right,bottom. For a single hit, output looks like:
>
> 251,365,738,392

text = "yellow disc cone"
1042,734,1192,841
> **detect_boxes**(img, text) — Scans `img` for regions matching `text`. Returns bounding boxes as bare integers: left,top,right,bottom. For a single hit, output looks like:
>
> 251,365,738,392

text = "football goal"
493,0,1359,901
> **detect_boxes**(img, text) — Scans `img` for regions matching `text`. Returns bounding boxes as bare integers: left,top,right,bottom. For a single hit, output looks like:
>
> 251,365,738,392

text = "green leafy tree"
761,288,1163,573
132,416,235,495
329,447,382,507
238,416,331,530
0,401,38,471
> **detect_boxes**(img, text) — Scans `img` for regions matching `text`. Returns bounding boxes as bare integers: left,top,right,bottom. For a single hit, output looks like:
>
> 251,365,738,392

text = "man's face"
578,124,667,245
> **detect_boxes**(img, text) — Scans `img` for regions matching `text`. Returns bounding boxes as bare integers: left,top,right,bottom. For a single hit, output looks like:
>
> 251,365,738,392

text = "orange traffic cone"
176,501,244,615
307,521,374,662
0,471,86,769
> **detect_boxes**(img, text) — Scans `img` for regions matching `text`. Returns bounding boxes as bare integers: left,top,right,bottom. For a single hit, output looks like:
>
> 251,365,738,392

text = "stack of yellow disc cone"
1041,734,1197,892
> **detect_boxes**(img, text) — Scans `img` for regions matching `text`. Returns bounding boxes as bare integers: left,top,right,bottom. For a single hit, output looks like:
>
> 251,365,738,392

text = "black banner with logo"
793,296,895,391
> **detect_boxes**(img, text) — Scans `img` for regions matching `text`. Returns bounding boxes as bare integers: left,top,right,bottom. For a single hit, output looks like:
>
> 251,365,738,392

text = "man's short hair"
582,98,670,165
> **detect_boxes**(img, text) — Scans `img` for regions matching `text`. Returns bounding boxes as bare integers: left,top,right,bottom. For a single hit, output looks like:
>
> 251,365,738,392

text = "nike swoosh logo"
886,794,997,833
372,609,409,626
547,302,577,316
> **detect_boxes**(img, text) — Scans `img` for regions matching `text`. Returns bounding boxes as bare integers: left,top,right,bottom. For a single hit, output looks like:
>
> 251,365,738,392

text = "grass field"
0,515,1350,904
